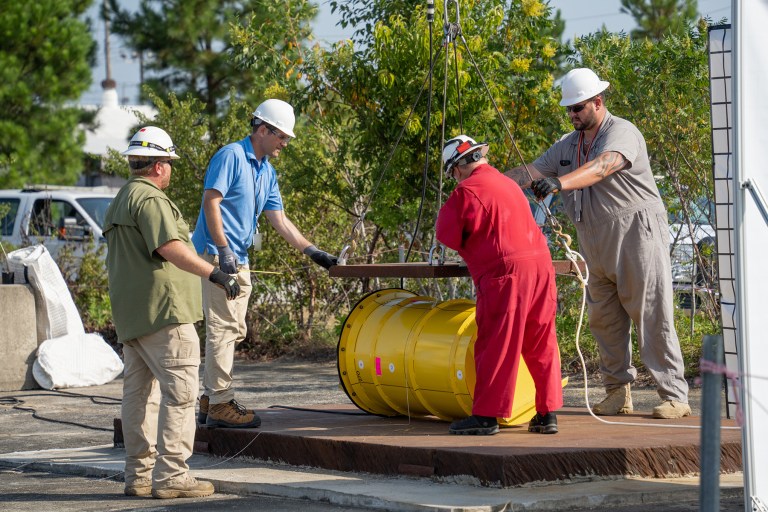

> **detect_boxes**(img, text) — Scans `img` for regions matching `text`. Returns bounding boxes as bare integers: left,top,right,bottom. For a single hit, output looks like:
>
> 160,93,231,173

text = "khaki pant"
200,254,252,405
122,323,200,487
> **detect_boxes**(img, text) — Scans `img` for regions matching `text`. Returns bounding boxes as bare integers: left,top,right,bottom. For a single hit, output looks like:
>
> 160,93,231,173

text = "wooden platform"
329,260,586,278
114,406,741,488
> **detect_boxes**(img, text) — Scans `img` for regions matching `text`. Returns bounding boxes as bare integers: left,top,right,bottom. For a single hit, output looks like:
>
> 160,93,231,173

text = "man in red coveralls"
436,135,563,436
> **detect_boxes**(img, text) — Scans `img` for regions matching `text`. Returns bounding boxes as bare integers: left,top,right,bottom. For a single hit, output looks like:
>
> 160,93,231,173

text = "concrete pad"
0,445,744,512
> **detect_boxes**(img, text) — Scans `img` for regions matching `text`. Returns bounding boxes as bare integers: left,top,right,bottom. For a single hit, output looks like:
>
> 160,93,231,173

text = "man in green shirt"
104,126,239,499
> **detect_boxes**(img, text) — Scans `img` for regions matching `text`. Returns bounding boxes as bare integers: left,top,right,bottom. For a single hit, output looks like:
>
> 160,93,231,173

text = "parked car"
667,196,717,310
0,185,117,260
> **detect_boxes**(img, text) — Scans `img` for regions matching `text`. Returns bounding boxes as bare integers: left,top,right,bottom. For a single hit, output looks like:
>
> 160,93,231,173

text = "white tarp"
7,245,123,389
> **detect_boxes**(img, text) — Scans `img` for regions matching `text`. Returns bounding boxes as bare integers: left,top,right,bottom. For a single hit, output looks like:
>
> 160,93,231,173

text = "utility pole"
100,1,116,91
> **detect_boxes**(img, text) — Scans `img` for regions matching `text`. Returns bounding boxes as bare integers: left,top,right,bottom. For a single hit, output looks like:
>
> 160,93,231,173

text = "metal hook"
338,245,351,266
428,243,445,266
443,0,461,44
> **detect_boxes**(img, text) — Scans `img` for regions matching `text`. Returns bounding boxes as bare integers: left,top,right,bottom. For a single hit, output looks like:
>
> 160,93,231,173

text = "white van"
0,186,117,259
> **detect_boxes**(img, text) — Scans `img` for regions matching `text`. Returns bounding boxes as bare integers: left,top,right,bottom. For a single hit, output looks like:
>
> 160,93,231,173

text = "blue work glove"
303,245,338,270
217,245,238,274
531,177,562,200
208,268,240,300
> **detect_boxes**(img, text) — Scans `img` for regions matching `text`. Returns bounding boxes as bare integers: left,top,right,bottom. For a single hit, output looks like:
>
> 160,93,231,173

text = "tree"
0,0,96,188
285,0,566,278
107,0,316,135
620,0,699,40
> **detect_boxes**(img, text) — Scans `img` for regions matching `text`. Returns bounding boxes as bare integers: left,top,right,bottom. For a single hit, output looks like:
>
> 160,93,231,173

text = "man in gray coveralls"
504,67,690,419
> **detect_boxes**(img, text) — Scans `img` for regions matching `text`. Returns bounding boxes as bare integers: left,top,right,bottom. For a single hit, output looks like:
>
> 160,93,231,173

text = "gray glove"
303,245,338,270
208,268,240,300
217,245,238,274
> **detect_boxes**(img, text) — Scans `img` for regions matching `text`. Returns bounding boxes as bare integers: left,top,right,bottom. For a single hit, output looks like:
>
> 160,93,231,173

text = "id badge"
252,231,262,251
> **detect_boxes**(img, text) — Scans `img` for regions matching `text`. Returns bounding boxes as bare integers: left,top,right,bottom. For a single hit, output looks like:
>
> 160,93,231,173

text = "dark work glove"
209,268,240,300
303,245,338,270
531,177,562,200
217,245,238,274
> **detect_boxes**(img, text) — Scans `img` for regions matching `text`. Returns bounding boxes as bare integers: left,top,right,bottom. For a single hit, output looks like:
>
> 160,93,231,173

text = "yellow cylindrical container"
337,288,560,425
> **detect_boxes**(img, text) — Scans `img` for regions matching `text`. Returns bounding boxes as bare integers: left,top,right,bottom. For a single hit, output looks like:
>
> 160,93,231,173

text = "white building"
77,83,156,187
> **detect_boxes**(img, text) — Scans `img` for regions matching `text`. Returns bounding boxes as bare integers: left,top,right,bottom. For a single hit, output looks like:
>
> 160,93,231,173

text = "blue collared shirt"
192,136,283,262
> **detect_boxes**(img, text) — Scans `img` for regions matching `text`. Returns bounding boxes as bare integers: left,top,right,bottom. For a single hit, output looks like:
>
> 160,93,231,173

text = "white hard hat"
252,99,296,138
442,135,489,176
559,68,610,107
122,126,179,159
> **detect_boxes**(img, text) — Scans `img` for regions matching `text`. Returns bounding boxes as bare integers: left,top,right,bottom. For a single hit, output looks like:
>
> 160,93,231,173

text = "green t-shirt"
103,177,202,342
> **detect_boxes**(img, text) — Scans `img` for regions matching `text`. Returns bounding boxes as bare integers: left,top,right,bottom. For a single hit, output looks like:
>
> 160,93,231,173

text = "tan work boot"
152,475,215,499
198,394,209,424
206,399,261,428
124,478,152,496
592,383,633,415
653,400,691,419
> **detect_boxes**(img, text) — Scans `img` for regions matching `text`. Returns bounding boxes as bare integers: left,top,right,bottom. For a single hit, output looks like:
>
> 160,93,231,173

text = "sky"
79,0,732,106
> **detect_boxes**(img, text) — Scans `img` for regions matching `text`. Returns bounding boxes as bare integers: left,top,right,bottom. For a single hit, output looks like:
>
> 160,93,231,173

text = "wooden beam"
329,260,586,279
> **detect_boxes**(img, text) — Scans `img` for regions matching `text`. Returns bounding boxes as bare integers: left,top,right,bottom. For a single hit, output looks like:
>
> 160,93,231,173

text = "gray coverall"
534,111,688,403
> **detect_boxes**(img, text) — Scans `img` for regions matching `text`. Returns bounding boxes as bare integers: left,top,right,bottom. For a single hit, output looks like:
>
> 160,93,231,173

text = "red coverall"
436,164,563,418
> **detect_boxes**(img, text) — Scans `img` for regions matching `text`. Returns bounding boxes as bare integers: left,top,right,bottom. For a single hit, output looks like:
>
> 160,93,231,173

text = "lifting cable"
337,40,446,265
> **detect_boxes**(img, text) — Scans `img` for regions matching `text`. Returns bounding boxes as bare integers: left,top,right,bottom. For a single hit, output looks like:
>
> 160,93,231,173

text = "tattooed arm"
503,163,544,188
557,151,628,192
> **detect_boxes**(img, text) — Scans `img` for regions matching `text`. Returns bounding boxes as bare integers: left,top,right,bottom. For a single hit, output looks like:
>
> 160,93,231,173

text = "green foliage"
297,0,565,277
0,0,96,188
57,242,112,331
620,0,699,40
107,0,316,134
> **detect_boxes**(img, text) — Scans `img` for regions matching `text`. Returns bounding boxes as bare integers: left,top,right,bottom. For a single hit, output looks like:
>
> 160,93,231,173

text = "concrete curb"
0,445,744,512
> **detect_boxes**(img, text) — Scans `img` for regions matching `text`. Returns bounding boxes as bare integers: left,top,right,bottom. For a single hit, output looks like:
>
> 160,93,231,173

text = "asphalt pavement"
0,359,744,512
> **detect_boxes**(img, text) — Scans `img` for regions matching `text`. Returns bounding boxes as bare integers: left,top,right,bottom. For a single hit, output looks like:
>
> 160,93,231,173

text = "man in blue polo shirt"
192,99,337,428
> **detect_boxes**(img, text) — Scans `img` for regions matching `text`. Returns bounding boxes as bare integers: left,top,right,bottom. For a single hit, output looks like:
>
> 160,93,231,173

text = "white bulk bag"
7,245,84,339
33,332,124,390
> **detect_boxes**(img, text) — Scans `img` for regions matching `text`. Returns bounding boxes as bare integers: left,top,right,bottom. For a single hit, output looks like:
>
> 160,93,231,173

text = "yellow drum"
337,288,564,425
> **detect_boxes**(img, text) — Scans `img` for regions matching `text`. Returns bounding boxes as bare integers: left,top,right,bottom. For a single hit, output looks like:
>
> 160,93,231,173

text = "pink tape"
375,357,382,376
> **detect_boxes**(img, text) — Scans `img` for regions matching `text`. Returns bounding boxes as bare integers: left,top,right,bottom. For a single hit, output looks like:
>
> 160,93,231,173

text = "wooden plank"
329,260,586,279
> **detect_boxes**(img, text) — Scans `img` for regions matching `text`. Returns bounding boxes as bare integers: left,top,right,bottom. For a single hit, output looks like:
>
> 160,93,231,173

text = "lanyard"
574,126,600,221
251,157,265,234
577,127,599,167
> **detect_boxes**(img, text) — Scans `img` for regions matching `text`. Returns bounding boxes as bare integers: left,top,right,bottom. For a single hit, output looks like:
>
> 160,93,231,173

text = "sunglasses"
267,127,291,143
158,159,174,168
565,100,592,114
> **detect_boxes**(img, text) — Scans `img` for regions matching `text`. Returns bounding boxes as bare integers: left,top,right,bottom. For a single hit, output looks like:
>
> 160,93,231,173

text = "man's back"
437,164,550,278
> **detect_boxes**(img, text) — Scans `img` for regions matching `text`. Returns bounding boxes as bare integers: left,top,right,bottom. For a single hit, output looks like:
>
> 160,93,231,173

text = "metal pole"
700,334,724,512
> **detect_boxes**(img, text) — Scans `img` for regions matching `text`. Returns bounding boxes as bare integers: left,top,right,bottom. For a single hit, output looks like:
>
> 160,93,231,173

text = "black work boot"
448,415,499,435
528,412,558,434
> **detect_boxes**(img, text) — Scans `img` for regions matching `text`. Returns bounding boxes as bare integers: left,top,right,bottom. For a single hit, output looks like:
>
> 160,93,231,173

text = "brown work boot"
152,475,214,499
205,399,261,428
592,383,633,415
653,400,691,419
198,394,209,424
124,478,152,496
